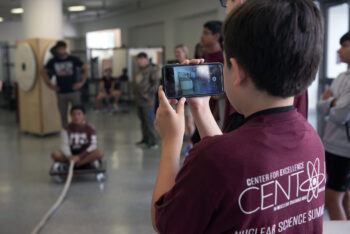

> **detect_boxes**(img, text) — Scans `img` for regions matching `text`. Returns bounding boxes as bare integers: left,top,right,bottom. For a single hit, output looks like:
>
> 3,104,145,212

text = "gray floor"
0,109,158,234
0,108,333,234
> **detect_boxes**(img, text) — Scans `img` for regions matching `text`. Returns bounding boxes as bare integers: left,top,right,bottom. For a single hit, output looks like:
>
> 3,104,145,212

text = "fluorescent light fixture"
11,8,24,14
68,5,86,12
0,17,3,22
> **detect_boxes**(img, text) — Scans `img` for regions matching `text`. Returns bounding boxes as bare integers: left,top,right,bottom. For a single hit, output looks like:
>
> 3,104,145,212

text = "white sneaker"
92,160,101,169
52,162,63,173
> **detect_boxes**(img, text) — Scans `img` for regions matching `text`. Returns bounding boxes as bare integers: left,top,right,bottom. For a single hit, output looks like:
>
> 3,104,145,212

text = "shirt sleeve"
73,56,84,68
86,127,97,153
328,93,350,125
150,66,161,85
45,59,54,73
317,98,334,116
60,130,72,157
317,81,337,116
155,150,225,233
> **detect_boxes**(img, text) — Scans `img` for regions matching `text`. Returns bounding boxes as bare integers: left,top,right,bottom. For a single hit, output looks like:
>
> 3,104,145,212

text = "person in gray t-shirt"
318,32,350,220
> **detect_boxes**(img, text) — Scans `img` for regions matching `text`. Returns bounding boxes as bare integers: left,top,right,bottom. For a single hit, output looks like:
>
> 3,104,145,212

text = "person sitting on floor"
96,68,122,112
52,105,103,171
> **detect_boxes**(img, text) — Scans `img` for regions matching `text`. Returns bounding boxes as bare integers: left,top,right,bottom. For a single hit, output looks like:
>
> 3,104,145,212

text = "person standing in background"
317,32,350,220
133,52,161,149
191,21,225,144
43,40,88,128
174,45,196,155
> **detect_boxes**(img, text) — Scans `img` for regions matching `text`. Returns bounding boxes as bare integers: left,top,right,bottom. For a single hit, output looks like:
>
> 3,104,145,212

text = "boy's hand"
155,86,186,142
73,82,84,91
70,155,80,164
181,59,211,112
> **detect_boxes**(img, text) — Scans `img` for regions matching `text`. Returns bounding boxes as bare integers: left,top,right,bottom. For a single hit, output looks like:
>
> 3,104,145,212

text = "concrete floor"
0,108,346,234
0,109,158,234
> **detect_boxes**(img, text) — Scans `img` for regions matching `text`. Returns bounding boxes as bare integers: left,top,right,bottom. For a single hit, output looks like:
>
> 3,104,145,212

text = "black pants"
137,105,157,145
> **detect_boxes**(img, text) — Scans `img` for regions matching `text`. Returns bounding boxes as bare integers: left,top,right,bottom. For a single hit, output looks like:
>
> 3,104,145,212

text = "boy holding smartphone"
152,0,325,233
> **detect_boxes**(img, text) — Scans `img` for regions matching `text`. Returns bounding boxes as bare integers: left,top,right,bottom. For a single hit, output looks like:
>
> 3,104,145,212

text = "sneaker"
52,162,64,173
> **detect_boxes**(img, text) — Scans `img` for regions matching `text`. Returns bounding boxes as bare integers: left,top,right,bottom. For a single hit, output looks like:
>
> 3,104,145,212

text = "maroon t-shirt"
66,123,96,154
223,91,309,132
155,107,325,233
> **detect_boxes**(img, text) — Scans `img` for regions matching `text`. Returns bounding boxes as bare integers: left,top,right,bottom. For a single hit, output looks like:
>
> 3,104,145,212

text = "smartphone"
162,62,224,99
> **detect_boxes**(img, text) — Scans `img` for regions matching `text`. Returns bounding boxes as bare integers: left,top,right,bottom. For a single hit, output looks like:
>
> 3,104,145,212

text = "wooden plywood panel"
17,38,62,135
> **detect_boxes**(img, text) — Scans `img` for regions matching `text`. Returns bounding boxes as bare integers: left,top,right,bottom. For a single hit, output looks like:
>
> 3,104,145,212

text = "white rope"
31,161,75,234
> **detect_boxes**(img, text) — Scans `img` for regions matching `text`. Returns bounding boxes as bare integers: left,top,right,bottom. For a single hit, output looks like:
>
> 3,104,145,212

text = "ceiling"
0,0,172,23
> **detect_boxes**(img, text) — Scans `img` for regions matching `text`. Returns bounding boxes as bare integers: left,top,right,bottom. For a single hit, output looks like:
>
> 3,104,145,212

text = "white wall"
0,22,24,45
76,0,225,60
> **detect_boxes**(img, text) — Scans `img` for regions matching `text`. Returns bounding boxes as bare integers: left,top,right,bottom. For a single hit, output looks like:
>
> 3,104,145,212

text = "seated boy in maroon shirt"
52,105,103,170
151,0,325,233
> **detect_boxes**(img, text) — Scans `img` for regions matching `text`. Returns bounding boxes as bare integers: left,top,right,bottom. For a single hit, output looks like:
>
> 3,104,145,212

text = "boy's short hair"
136,52,148,59
224,0,323,98
204,20,223,48
55,40,67,49
340,32,350,45
70,105,86,115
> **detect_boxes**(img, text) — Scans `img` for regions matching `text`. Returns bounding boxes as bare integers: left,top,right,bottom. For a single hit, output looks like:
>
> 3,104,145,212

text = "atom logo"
299,158,325,202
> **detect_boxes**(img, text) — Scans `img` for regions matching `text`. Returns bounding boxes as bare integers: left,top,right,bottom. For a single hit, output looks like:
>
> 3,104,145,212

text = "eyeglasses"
219,0,227,7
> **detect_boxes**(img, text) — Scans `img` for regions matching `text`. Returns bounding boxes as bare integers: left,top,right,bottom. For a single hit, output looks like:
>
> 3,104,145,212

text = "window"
86,29,121,49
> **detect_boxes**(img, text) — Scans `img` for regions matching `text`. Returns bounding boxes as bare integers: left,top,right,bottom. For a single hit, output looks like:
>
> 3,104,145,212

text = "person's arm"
183,59,222,138
80,64,88,85
74,58,88,90
42,63,58,91
60,130,72,157
77,128,98,158
328,93,350,125
317,88,335,116
151,87,186,231
85,133,97,153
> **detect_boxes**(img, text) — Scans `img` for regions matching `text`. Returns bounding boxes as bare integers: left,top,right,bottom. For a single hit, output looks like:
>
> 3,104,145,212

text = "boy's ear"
230,58,248,86
214,33,220,41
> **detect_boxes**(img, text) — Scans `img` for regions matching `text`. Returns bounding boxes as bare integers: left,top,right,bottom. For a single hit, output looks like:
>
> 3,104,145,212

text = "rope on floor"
31,161,75,234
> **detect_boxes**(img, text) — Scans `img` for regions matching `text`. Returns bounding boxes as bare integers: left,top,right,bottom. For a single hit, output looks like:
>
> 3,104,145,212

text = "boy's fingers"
169,99,179,105
158,86,173,109
176,97,186,115
181,59,205,65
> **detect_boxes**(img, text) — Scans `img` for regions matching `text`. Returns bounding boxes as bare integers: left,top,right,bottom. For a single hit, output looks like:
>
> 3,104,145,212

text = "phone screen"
163,63,224,98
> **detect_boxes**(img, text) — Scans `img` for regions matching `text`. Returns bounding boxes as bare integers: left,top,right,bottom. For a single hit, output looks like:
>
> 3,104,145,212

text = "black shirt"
45,55,84,93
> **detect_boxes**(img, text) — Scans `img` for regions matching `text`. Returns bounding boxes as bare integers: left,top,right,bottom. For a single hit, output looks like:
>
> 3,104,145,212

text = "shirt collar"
244,106,295,123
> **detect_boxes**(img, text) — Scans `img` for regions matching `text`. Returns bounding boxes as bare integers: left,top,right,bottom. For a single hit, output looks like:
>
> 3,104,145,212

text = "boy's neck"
205,43,222,54
242,93,294,118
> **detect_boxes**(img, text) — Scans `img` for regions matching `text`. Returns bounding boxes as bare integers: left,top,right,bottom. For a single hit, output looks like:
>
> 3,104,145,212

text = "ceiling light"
11,8,24,14
68,5,86,12
0,17,3,22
